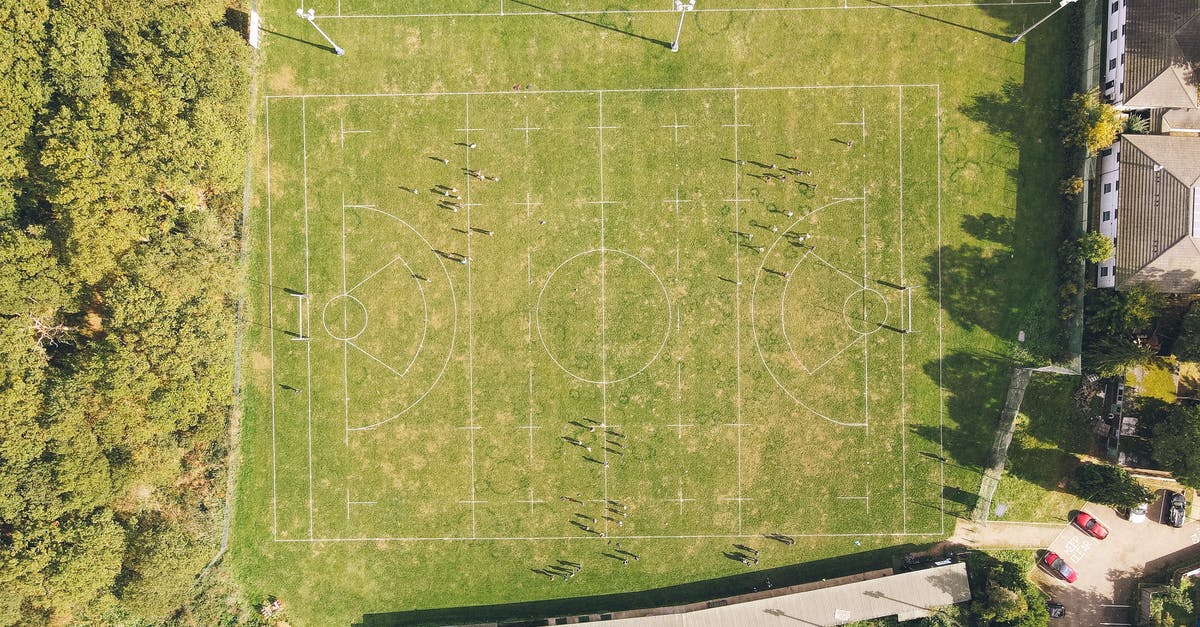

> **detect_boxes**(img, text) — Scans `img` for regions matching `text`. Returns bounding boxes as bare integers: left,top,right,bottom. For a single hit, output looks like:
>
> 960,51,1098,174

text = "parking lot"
1033,493,1200,626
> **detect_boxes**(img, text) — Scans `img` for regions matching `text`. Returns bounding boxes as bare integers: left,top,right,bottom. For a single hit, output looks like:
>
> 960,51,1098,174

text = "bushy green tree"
967,554,1049,627
0,1,248,622
1062,90,1122,155
115,519,214,622
1066,232,1115,264
1072,463,1155,508
1151,405,1200,488
1085,336,1165,377
1173,305,1200,361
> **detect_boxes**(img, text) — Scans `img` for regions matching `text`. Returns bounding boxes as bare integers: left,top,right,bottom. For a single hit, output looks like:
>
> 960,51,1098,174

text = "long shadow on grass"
863,0,1008,40
507,0,672,49
938,14,1075,363
913,351,1010,491
354,542,932,626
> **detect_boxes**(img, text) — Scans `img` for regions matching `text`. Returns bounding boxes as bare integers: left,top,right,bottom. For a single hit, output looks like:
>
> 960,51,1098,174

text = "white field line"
302,97,314,540
862,190,869,437
464,94,479,538
341,194,350,447
274,531,944,543
664,112,688,144
346,255,404,293
266,98,278,540
598,91,609,534
265,85,942,100
937,85,946,532
266,84,947,539
899,86,907,533
321,1,1054,19
732,88,745,533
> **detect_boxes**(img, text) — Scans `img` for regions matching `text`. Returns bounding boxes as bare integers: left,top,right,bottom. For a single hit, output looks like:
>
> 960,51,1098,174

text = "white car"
1129,502,1148,524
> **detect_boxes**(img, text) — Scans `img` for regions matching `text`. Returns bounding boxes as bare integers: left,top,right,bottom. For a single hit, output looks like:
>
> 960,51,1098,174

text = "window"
1104,183,1113,193
1121,53,1125,64
1111,29,1118,41
1100,147,1113,157
1111,0,1118,10
1106,80,1115,90
1103,210,1112,221
1101,266,1109,277
1115,181,1119,190
1110,58,1117,70
1114,209,1118,218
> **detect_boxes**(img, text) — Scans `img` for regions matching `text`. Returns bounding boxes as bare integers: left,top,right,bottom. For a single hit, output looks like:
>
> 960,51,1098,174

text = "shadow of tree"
923,243,1010,339
960,79,1027,142
915,351,1012,476
961,212,1015,244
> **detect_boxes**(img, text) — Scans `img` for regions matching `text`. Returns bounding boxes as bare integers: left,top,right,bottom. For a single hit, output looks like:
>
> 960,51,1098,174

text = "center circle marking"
841,288,889,335
535,248,671,385
322,294,369,341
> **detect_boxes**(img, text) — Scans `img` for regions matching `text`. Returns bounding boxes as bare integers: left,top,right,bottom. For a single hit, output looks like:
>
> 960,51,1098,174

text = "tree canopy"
1061,89,1122,156
1072,463,1155,508
0,1,248,623
1150,405,1200,489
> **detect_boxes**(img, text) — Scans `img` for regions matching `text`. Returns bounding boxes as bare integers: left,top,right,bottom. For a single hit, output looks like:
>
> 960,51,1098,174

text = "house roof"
1163,107,1200,130
1122,0,1200,109
598,564,971,627
1116,134,1200,292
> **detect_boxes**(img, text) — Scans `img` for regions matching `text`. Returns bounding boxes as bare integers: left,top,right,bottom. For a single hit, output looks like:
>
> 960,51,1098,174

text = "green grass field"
235,1,1073,624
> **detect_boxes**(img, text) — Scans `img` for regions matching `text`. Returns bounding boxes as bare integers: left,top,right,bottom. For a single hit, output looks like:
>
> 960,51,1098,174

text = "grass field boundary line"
463,93,479,539
731,87,745,534
302,96,315,540
899,86,907,533
272,531,943,542
266,97,279,541
861,189,869,437
937,84,946,533
341,194,350,447
598,90,610,533
263,84,942,100
321,1,1054,19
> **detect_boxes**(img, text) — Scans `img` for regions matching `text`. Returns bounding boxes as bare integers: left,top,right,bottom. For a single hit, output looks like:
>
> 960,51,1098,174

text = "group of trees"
1061,89,1122,156
0,1,248,624
934,552,1049,627
1083,284,1168,376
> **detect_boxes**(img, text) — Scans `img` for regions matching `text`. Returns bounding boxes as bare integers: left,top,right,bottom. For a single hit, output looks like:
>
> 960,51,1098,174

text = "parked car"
1167,491,1187,528
1073,511,1109,539
1128,502,1148,524
1047,601,1066,619
1042,552,1078,583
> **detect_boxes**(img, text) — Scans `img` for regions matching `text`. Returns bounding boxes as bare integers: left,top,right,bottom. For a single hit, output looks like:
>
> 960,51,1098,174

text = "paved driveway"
1033,495,1200,626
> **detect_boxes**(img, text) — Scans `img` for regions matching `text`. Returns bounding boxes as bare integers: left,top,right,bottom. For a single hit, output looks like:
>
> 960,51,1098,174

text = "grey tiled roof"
1122,0,1200,109
1116,134,1200,292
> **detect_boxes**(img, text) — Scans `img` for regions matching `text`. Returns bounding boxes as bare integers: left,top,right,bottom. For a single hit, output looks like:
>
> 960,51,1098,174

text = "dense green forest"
0,1,249,623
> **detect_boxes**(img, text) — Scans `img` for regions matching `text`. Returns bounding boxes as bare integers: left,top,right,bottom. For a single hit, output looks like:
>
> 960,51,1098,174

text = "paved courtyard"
1032,495,1200,626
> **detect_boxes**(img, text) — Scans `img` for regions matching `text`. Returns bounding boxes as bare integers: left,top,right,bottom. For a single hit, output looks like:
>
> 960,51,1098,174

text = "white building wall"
1096,148,1119,288
1103,0,1127,106
1097,0,1125,288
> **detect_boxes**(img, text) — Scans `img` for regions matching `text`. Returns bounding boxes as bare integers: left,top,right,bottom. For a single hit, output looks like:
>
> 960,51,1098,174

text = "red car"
1043,552,1078,583
1073,512,1109,539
